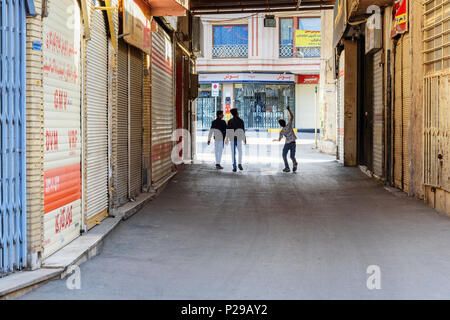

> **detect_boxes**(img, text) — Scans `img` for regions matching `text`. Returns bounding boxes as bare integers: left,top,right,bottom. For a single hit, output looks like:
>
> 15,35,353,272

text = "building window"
280,18,294,57
297,18,321,58
213,25,248,58
423,0,450,74
279,17,321,58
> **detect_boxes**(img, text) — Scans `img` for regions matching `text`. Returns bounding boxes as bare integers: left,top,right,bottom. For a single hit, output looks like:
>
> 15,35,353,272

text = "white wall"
318,10,337,154
295,84,317,130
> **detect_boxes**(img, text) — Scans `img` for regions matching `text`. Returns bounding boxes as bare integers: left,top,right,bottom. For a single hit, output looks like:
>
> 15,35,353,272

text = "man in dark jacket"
208,110,227,169
225,108,246,172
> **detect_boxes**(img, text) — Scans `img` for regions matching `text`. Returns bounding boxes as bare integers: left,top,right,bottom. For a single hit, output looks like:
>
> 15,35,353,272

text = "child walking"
273,106,298,173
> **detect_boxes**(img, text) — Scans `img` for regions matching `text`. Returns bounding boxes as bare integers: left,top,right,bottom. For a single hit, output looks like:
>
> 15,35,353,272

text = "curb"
0,171,176,299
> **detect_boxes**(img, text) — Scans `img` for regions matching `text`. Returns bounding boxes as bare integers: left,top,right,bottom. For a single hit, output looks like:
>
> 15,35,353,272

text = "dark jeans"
282,142,297,169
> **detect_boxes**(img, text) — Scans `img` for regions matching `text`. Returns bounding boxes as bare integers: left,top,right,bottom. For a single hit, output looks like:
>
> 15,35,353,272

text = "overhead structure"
191,0,335,15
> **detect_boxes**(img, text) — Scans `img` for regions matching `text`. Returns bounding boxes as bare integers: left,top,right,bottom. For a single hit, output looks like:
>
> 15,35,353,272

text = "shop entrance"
196,82,295,130
234,83,295,130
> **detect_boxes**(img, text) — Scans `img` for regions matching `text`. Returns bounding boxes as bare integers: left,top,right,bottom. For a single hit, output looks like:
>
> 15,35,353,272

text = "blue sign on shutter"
1,0,27,276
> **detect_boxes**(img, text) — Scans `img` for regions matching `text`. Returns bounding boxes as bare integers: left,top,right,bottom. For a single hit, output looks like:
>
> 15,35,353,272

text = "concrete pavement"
21,134,450,299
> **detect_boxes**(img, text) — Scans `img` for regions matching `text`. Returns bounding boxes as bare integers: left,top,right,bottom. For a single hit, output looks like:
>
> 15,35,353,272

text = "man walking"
226,108,246,172
273,106,298,173
208,110,227,169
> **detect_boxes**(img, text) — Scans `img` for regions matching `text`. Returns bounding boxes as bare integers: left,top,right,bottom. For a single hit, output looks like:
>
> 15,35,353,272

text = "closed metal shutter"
402,34,411,193
0,0,27,275
42,0,82,258
116,39,129,205
85,4,108,227
337,50,345,164
151,28,174,184
393,35,411,192
372,50,384,178
128,46,143,198
394,39,402,188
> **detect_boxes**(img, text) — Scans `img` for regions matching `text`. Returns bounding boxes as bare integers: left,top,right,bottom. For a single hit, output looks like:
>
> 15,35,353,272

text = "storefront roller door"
337,50,345,164
401,34,411,193
151,28,174,184
372,50,384,178
116,39,128,205
393,35,411,192
0,0,27,275
128,46,143,198
85,4,108,227
42,0,82,258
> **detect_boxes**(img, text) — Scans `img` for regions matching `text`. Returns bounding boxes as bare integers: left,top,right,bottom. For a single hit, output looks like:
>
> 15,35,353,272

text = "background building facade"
196,12,322,131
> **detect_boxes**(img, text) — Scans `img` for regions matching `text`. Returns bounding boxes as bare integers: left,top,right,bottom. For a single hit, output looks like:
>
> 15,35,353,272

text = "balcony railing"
279,44,294,57
279,44,321,58
297,47,321,58
212,44,248,58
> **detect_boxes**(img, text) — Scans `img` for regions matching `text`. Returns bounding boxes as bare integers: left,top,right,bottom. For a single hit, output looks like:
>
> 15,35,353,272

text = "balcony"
212,44,248,59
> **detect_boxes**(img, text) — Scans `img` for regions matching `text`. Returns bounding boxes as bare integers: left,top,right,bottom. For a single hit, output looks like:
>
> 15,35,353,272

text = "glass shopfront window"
197,84,222,129
234,83,295,129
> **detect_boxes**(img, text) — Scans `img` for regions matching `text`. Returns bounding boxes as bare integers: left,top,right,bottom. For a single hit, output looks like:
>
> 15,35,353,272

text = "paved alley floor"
22,133,450,299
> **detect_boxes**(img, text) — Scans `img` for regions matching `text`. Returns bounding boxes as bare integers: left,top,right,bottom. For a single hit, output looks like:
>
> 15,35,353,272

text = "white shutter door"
151,28,174,184
85,6,108,224
337,50,345,164
129,46,143,197
372,50,384,178
42,0,82,258
116,39,129,204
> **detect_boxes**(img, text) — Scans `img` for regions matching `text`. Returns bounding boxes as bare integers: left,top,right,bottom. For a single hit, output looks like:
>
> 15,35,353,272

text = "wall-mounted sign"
333,0,347,48
295,30,321,47
297,74,320,84
212,83,220,96
391,0,408,38
199,73,295,83
123,0,152,55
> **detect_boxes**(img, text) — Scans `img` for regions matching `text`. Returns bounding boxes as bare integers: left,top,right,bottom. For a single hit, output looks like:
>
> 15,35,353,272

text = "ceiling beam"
192,1,333,10
191,6,334,15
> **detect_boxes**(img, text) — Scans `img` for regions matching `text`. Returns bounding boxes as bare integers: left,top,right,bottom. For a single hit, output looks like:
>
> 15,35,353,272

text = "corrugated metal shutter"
151,28,174,184
143,52,152,189
116,39,129,205
337,50,345,164
393,35,411,192
85,4,108,227
42,0,82,258
372,50,384,178
128,46,143,198
402,34,411,193
0,0,27,275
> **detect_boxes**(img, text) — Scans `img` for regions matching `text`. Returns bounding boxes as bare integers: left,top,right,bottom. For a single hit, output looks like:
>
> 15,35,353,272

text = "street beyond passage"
22,134,450,299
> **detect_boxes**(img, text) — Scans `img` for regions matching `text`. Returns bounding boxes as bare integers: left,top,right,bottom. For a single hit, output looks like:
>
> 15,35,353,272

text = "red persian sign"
391,0,408,38
297,74,320,84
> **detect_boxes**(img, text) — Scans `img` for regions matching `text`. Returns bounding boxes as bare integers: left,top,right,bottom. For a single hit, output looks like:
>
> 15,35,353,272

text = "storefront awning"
144,0,189,16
